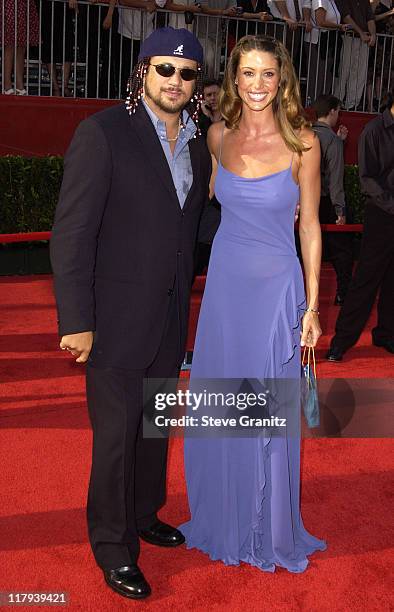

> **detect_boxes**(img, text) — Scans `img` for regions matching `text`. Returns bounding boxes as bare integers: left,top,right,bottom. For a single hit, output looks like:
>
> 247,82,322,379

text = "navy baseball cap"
138,27,204,64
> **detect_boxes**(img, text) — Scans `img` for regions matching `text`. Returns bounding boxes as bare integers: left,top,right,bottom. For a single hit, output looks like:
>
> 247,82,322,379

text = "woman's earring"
235,79,238,85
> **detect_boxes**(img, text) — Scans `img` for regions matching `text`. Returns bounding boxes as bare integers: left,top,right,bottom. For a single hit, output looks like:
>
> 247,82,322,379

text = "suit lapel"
128,104,179,206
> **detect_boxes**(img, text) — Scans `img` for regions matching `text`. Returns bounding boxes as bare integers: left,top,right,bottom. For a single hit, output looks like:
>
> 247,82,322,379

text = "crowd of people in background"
1,0,393,107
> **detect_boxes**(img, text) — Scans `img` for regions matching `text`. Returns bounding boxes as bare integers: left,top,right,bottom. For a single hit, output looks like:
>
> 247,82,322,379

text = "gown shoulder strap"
218,123,225,164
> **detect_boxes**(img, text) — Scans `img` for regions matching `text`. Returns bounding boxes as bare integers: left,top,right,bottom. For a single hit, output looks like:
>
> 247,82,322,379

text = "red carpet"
0,268,393,611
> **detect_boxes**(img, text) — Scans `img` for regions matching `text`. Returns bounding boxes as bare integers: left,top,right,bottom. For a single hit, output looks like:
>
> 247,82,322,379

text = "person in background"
306,0,350,101
366,0,393,112
335,0,376,111
41,0,77,96
327,89,394,361
313,94,353,306
197,0,238,78
166,0,237,77
199,78,222,135
115,0,167,97
1,0,39,94
232,0,273,40
267,0,312,76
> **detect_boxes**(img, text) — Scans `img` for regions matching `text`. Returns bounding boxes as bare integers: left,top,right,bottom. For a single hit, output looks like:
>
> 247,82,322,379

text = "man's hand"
201,100,213,120
368,33,376,47
146,0,156,12
360,31,370,43
223,6,237,16
304,19,312,33
284,16,298,30
60,331,94,363
186,3,201,13
259,11,272,21
103,13,113,29
337,124,348,140
336,214,346,225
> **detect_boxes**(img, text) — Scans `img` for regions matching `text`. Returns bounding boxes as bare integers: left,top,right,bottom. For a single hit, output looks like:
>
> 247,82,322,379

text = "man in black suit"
326,90,394,361
50,27,212,599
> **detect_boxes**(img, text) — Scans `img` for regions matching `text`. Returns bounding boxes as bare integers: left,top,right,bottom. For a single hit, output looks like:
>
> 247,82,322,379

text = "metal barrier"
1,0,393,110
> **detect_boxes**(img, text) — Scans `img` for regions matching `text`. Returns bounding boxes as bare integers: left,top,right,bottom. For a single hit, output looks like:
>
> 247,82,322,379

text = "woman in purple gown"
179,35,327,573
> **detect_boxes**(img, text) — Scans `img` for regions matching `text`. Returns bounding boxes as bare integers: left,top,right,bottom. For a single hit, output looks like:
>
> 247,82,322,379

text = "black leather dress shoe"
326,346,344,361
138,520,185,547
103,565,151,599
373,339,394,354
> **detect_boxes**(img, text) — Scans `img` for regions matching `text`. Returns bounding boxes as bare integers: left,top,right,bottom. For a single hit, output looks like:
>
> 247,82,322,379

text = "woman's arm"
206,122,223,199
298,130,322,347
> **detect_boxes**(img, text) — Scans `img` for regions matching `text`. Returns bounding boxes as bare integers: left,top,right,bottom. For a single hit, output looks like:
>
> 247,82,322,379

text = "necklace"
164,120,183,142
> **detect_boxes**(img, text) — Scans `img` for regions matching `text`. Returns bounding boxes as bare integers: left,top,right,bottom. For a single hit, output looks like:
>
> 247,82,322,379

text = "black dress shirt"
358,108,394,215
336,0,374,30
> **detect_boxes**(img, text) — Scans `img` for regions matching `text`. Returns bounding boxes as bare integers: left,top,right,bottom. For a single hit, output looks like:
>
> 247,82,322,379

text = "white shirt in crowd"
306,0,341,44
118,0,167,40
268,0,316,42
311,0,341,29
267,0,311,21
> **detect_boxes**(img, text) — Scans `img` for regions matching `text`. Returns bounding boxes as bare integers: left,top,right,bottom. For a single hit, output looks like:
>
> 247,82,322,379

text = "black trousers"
331,201,394,351
86,295,181,570
319,195,353,297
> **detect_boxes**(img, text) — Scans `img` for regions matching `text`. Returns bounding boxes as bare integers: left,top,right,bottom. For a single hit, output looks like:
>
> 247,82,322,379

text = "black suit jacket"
50,103,212,369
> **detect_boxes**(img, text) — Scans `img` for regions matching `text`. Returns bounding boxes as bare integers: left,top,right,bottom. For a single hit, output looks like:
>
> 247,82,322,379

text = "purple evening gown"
179,143,327,573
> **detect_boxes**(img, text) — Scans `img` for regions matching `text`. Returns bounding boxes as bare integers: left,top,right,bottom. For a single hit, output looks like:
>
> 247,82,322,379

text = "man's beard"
144,81,190,114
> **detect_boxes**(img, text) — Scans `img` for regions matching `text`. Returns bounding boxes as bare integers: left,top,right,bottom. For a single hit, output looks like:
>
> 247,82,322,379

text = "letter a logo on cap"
173,44,184,56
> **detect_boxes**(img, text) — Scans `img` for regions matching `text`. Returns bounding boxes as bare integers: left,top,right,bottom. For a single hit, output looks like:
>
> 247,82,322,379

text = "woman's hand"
301,312,322,348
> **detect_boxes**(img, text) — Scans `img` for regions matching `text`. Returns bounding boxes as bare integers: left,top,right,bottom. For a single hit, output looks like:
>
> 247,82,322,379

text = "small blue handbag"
301,346,320,428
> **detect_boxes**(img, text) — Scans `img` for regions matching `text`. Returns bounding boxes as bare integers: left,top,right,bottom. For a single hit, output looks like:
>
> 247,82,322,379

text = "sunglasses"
150,63,198,81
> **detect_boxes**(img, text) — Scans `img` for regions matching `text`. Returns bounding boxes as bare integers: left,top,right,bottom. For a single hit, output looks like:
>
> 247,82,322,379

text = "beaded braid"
184,64,204,138
125,58,149,115
125,58,205,138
